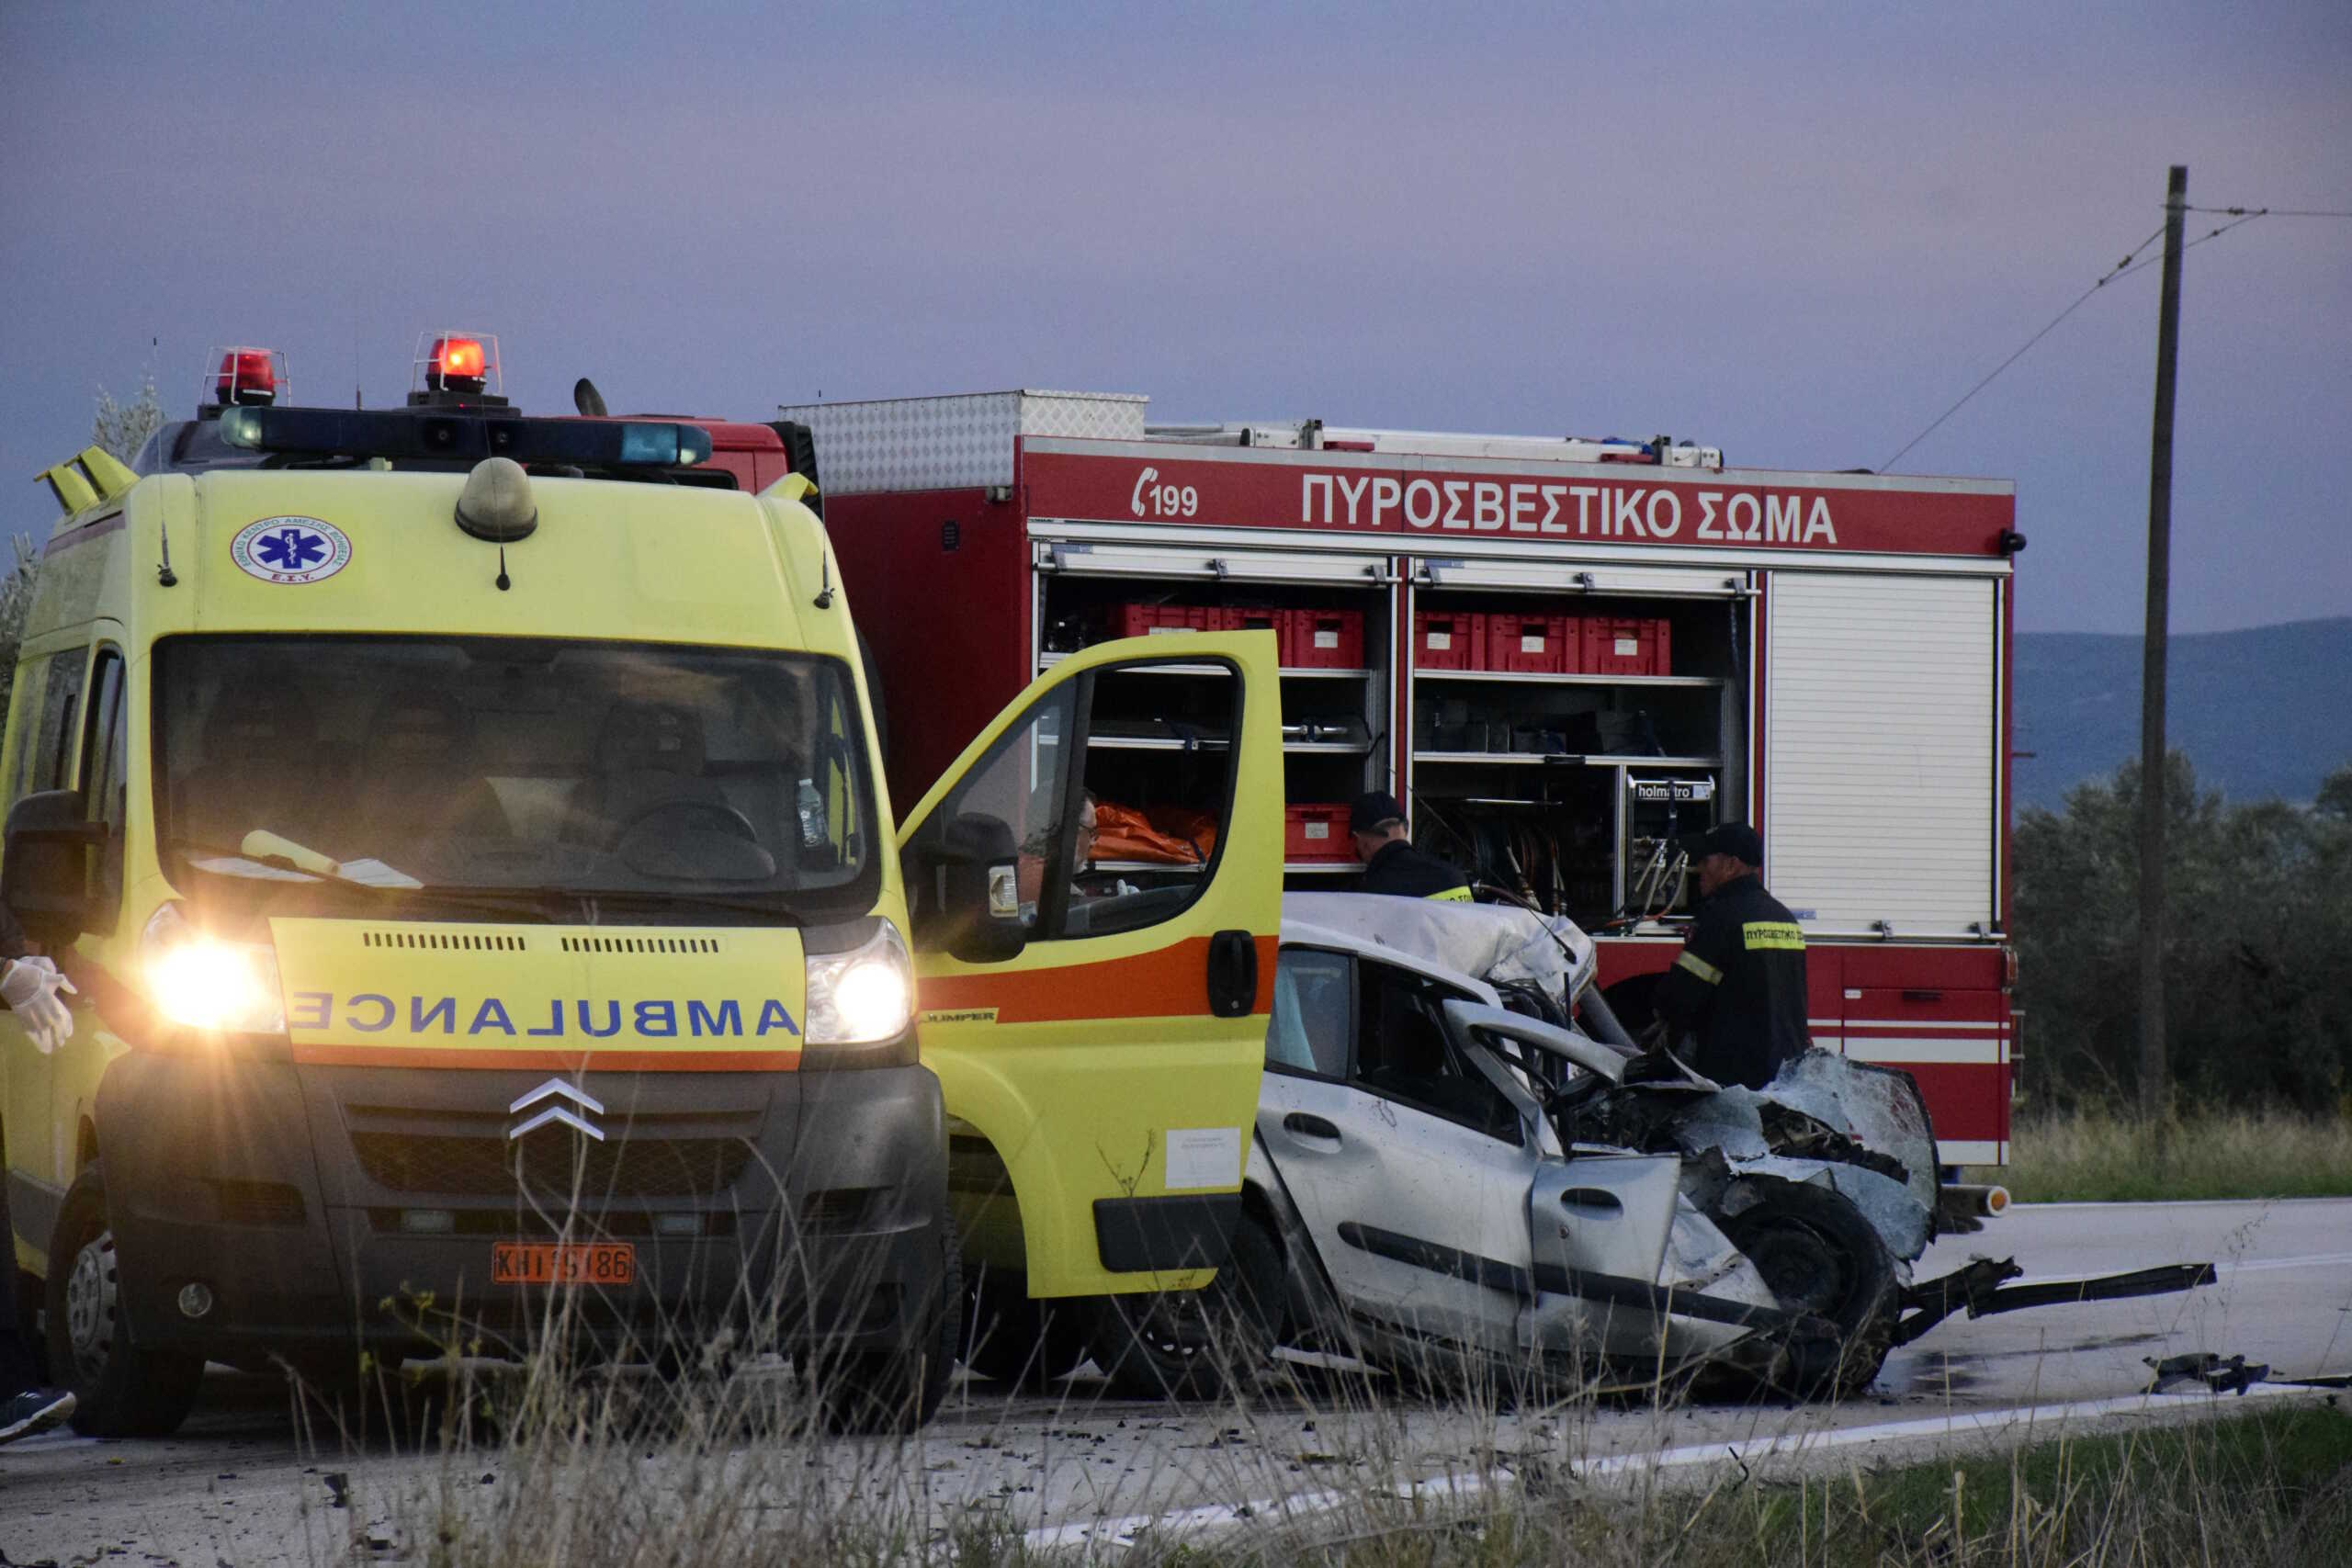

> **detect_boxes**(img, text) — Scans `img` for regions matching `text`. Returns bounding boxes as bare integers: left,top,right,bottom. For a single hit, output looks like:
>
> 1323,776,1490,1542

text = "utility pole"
2138,164,2188,1134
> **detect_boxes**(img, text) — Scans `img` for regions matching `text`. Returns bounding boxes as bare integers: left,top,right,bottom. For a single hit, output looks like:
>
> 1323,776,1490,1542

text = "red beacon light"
410,331,506,408
209,346,286,409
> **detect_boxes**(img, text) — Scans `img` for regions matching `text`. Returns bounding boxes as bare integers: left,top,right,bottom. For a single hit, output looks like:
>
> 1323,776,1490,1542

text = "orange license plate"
491,1242,636,1286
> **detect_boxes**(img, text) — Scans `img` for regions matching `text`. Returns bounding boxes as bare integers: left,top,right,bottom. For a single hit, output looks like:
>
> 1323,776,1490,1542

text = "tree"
2317,765,2352,824
92,375,165,464
2015,751,2352,1112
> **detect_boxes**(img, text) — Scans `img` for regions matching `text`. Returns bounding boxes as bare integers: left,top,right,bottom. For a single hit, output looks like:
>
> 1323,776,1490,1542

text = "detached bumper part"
1894,1257,2218,1347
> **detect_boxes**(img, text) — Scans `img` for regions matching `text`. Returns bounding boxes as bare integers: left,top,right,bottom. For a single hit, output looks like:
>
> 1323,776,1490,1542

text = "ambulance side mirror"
916,812,1026,965
2,789,104,938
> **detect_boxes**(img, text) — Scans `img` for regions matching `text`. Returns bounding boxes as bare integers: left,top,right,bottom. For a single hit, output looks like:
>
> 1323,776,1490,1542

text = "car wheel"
1088,1214,1283,1401
1718,1180,1898,1401
960,1265,1089,1389
44,1164,206,1438
817,1212,961,1436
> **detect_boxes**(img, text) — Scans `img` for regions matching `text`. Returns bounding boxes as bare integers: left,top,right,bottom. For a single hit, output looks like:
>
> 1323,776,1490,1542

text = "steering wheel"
616,798,760,845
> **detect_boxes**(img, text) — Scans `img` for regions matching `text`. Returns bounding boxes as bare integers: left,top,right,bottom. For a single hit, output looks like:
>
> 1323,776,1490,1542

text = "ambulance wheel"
819,1214,960,1436
45,1166,206,1438
1719,1182,1897,1401
1088,1215,1283,1401
960,1266,1089,1389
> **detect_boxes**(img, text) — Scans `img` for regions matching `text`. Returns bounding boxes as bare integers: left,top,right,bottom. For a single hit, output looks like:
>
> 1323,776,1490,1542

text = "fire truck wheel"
44,1165,206,1438
1087,1214,1283,1401
818,1213,961,1436
960,1265,1089,1389
1718,1181,1898,1402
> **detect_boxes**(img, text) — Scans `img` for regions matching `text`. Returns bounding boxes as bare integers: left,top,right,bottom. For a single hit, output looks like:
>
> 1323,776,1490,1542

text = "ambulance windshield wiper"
167,834,560,919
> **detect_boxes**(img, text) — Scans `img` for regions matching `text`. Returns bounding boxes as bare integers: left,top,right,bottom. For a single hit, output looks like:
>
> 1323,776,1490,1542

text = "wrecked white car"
1078,895,2213,1403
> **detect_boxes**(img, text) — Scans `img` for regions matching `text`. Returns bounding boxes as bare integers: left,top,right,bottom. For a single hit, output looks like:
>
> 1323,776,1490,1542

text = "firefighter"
1651,822,1810,1090
1349,792,1474,902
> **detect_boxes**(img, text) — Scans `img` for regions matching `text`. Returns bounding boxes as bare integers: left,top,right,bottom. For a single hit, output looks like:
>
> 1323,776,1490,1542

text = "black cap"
1349,790,1407,835
1678,821,1764,865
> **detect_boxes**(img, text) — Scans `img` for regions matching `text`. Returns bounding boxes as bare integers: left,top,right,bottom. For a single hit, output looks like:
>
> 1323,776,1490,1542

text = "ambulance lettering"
286,993,800,1037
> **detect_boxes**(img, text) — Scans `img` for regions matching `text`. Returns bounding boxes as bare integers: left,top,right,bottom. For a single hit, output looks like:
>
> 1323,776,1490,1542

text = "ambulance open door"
896,631,1284,1299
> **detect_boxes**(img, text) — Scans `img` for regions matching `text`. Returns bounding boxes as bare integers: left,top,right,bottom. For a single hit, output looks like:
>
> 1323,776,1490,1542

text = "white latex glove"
2,957,76,1055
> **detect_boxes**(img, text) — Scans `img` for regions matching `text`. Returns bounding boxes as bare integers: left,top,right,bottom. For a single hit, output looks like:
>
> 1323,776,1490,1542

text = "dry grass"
1978,1105,2352,1202
319,1264,2352,1568
345,1345,2352,1567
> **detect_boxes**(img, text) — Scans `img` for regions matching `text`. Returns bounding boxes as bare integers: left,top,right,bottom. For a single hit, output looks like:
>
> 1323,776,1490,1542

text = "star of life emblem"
230,514,353,584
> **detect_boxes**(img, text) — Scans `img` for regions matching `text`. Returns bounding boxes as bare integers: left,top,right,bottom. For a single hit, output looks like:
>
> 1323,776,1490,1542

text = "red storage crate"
1581,615,1672,676
1486,612,1573,673
1413,610,1487,671
1229,605,1284,648
1112,603,1225,638
1284,802,1355,862
1284,607,1365,669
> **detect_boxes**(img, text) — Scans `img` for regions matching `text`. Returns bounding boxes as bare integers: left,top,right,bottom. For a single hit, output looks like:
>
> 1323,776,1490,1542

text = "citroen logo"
507,1078,606,1142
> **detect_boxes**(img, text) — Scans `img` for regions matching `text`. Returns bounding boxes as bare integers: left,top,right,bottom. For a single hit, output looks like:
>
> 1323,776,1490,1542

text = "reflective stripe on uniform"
1674,949,1723,985
1426,886,1475,903
1741,920,1805,952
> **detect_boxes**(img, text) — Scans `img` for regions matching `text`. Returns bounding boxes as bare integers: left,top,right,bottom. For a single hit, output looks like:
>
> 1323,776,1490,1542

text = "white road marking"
2211,1251,2352,1278
1024,1385,2321,1551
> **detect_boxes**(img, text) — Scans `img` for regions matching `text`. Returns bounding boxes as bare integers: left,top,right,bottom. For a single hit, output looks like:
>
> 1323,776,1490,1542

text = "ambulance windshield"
153,636,878,916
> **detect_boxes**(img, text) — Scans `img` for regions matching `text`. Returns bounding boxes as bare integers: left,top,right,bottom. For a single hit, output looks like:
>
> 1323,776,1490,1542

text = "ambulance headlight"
140,903,286,1035
803,921,912,1049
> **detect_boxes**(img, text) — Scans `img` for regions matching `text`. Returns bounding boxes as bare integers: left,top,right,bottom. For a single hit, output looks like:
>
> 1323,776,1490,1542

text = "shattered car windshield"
154,635,876,911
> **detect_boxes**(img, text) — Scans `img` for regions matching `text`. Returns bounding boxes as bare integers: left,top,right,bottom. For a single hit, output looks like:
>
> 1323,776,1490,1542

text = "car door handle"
1283,1112,1341,1144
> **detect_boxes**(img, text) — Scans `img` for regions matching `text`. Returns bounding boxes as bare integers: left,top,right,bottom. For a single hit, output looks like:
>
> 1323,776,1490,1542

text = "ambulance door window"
79,649,127,911
25,650,89,799
903,684,1077,941
1063,665,1239,941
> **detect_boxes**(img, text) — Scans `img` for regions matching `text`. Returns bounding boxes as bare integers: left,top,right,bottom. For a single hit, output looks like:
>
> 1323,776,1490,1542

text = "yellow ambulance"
0,341,1282,1434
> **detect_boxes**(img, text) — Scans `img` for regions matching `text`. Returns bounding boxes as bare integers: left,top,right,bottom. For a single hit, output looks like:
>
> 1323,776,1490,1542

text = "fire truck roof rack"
1141,418,1723,470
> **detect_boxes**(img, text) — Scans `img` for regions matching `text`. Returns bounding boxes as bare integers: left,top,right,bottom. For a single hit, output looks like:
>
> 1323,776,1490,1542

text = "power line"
1878,224,2165,472
1879,204,2286,473
2186,204,2352,219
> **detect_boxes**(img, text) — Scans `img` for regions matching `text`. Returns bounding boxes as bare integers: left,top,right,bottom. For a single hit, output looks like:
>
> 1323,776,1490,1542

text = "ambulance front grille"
558,936,724,954
350,1131,757,1199
358,931,530,952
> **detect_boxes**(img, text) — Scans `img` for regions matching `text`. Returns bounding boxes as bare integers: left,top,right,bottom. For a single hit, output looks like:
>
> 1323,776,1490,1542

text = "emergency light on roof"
409,331,505,408
208,346,286,408
214,404,712,468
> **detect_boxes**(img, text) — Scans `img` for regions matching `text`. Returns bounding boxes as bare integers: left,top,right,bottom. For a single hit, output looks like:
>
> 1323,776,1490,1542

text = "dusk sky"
5,1,2345,634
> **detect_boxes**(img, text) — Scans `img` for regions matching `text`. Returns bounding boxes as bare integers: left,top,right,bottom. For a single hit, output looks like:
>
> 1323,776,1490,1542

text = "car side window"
1352,960,1520,1144
1265,947,1351,1077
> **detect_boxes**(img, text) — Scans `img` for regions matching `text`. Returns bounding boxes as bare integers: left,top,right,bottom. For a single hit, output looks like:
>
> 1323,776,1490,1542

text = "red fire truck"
695,391,2021,1168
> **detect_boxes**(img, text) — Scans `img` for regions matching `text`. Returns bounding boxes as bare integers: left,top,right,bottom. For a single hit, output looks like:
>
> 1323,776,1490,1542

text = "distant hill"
2014,616,2352,811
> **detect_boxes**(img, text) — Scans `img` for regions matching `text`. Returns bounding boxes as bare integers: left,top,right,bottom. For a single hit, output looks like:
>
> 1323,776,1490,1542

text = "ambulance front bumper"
91,1048,945,1365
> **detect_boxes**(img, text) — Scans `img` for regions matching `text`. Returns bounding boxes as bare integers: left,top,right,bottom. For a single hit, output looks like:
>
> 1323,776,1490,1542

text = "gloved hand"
2,956,76,1054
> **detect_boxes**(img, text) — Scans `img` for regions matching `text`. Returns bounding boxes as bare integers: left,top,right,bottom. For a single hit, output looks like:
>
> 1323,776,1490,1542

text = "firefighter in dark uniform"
1651,823,1811,1090
1348,792,1474,902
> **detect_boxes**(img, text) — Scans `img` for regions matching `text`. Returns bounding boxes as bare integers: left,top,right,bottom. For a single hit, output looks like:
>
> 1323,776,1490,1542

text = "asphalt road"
4,1198,2347,1563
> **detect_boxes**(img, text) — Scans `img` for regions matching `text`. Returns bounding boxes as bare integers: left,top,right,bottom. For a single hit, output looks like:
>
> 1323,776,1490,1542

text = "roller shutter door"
1764,572,1997,934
